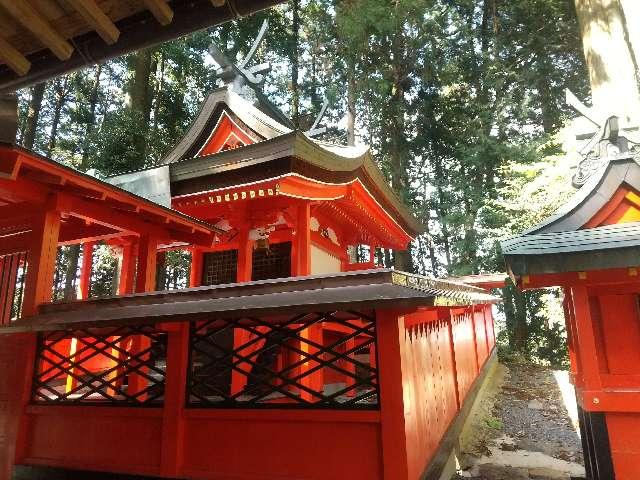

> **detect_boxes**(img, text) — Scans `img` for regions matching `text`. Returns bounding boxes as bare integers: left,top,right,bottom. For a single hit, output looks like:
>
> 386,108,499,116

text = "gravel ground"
494,363,583,465
455,362,585,480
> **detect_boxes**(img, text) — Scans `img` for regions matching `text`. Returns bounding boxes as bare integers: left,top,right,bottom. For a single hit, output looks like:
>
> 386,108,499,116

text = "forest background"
16,0,592,367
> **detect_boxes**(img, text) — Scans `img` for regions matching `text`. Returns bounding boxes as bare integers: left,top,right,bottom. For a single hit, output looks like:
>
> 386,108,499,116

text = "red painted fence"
399,305,496,479
0,304,496,480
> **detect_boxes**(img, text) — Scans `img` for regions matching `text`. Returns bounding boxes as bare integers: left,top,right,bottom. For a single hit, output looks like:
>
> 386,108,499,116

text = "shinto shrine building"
0,62,498,480
503,117,640,480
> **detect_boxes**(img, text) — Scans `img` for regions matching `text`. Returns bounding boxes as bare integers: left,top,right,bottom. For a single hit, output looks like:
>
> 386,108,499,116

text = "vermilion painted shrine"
503,117,640,480
0,52,499,479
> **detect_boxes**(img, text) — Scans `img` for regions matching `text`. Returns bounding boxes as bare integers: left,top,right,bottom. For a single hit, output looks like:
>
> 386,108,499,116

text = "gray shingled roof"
2,269,498,333
502,222,640,276
502,222,640,255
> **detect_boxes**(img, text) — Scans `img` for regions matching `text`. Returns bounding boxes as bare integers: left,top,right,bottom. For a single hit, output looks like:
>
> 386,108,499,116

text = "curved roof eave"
161,87,292,164
170,132,423,237
523,155,639,235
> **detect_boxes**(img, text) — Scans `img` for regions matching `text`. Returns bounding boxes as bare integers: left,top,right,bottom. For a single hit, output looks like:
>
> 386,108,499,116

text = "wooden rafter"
143,0,174,26
0,35,30,76
67,0,120,45
211,0,227,6
0,1,73,61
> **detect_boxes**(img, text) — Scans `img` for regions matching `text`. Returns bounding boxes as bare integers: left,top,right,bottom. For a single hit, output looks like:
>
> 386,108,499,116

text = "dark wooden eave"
2,269,498,333
0,0,283,93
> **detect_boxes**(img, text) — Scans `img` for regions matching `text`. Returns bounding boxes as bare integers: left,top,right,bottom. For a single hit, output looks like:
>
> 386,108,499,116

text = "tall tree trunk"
62,66,104,301
346,63,356,146
152,53,165,137
22,82,46,150
45,78,69,156
130,48,154,159
80,64,102,171
388,14,414,273
574,0,640,126
290,0,300,127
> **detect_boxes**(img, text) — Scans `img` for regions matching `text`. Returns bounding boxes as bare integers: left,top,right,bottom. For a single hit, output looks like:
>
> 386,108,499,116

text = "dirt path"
455,362,586,480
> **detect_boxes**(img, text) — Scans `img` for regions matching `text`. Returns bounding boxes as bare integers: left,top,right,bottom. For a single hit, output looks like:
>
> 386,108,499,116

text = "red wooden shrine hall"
0,82,499,480
503,118,640,480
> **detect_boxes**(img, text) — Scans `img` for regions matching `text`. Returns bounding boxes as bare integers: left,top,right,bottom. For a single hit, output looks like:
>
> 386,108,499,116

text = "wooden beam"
21,205,61,316
0,1,74,61
211,0,227,6
143,0,174,26
0,36,30,76
67,0,120,45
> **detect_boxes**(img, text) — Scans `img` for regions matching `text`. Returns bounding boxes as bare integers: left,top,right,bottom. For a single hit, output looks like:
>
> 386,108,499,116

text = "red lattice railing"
187,311,378,408
32,326,167,405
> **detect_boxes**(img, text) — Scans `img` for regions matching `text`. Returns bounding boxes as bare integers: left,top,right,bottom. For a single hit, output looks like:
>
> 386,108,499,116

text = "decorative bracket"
566,89,640,187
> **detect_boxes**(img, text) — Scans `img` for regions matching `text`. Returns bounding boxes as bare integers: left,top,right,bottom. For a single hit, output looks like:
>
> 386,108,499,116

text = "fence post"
160,322,190,476
376,308,409,480
444,308,461,412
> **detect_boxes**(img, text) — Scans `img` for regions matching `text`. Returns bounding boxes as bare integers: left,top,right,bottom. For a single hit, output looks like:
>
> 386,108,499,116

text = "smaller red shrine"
503,117,640,480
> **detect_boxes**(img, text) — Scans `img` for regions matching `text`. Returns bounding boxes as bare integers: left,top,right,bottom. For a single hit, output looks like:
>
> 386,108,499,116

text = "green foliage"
16,0,589,367
90,245,119,299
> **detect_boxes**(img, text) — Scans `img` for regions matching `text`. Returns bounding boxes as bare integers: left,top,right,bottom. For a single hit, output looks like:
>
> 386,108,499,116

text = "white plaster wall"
311,245,341,275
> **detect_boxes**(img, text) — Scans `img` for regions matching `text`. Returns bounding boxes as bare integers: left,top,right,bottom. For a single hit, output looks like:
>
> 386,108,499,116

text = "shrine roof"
168,130,422,236
0,144,222,249
502,221,640,276
2,269,499,333
502,136,640,279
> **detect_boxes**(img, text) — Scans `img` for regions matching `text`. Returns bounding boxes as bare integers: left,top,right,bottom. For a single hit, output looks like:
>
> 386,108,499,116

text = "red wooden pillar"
135,235,158,294
570,286,603,392
118,241,137,296
294,202,324,400
13,202,59,477
128,235,158,398
294,202,311,277
231,228,253,395
1,333,37,479
236,227,253,283
78,241,94,300
0,254,20,325
189,248,203,288
160,322,189,476
376,309,409,480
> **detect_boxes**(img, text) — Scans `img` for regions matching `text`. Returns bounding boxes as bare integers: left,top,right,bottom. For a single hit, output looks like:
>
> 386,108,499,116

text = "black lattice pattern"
187,311,378,408
202,249,238,286
251,241,291,281
33,326,167,405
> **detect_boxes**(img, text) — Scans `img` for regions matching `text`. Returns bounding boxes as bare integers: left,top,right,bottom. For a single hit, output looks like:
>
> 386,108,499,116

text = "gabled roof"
522,155,640,235
502,148,640,278
161,87,293,164
0,144,221,251
111,84,423,239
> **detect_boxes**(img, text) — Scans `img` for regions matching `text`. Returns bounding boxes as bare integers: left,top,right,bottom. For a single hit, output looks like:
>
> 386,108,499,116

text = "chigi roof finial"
566,88,640,188
209,19,271,96
305,96,329,138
